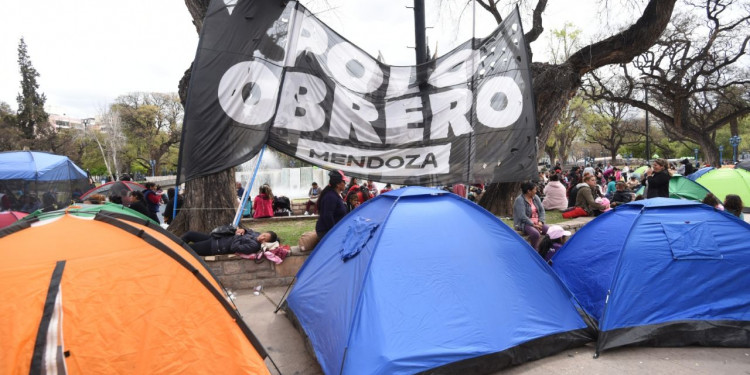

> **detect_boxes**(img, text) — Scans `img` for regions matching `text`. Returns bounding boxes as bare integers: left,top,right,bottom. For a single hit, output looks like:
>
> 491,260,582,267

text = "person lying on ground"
181,225,278,256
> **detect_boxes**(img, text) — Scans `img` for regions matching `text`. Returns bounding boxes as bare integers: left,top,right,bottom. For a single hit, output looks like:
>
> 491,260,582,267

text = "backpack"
273,196,292,216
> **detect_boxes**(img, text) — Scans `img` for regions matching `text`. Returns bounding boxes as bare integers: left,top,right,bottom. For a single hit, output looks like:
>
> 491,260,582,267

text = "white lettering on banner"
292,14,329,64
218,61,280,126
329,87,381,143
386,66,419,98
476,76,524,128
274,72,327,132
326,42,384,93
385,96,424,145
296,138,450,177
429,88,473,140
428,49,480,88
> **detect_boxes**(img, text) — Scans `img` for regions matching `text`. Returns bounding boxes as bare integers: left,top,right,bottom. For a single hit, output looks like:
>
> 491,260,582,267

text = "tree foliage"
585,0,750,165
113,92,183,175
583,98,644,161
546,96,586,164
15,38,49,143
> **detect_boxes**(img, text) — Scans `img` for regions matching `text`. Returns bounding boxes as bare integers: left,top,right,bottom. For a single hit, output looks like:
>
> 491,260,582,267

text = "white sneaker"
304,211,310,216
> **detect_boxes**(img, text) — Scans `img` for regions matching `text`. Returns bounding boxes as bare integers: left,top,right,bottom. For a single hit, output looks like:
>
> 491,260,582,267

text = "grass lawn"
249,210,567,245
248,219,316,246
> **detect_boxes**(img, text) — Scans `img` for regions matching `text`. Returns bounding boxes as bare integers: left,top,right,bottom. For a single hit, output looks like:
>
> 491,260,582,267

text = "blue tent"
0,151,88,210
0,151,86,181
686,166,713,181
286,187,594,375
551,198,750,355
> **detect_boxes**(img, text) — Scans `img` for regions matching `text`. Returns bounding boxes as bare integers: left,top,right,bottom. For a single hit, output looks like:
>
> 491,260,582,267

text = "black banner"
178,0,538,185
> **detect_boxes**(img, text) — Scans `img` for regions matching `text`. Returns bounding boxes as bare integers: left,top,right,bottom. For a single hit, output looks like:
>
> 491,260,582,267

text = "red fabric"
562,206,589,219
252,193,274,218
144,190,161,204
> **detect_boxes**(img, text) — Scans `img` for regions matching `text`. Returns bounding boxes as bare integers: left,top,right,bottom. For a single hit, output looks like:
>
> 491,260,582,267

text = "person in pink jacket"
542,174,568,211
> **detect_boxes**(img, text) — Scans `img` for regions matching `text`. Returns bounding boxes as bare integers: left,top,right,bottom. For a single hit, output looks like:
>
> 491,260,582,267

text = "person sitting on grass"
181,226,278,256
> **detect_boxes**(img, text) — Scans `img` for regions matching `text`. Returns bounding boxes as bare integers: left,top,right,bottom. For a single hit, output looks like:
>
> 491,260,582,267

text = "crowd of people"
514,158,745,261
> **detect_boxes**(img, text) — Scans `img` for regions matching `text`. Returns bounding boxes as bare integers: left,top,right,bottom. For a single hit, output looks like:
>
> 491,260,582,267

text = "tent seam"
339,193,404,375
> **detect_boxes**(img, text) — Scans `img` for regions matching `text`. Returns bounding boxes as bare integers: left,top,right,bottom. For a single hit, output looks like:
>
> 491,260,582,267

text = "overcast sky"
0,0,631,119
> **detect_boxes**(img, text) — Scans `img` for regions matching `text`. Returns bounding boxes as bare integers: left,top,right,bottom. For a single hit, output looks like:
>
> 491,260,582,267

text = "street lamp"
730,135,742,164
719,145,724,166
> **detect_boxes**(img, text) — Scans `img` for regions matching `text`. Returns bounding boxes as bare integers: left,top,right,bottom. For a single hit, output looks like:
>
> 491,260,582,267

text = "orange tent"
0,212,270,374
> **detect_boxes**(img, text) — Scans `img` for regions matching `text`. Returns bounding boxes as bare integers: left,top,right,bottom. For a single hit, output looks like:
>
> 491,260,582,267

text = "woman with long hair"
644,158,671,198
252,184,274,219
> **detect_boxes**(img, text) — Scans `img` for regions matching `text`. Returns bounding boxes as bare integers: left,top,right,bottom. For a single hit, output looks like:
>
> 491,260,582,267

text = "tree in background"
15,38,49,143
87,108,127,180
114,92,182,176
583,99,644,162
0,102,24,151
545,96,586,165
586,0,750,165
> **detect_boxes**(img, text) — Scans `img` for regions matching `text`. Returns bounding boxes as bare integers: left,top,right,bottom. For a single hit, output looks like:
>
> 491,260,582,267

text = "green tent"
696,168,750,210
636,175,710,202
22,202,157,224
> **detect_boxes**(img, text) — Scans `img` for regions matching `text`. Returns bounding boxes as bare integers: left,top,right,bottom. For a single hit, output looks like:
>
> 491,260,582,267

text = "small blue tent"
286,187,594,375
0,151,88,209
551,198,750,355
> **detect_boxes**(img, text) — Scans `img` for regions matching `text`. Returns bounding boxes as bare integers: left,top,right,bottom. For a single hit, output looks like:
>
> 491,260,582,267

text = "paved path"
235,286,750,375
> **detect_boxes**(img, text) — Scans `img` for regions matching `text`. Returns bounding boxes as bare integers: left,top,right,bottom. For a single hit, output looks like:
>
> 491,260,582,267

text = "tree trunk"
696,136,720,167
170,0,235,235
479,181,522,218
168,168,237,235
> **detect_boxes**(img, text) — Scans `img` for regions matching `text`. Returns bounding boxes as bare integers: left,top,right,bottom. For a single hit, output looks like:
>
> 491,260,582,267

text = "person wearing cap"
316,170,349,238
537,225,571,262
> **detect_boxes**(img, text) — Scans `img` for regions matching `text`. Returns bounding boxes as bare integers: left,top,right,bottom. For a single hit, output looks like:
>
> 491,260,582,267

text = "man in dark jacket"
181,226,278,256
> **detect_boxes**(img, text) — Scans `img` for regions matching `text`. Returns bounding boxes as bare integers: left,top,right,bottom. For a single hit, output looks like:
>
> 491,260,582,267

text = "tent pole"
172,186,179,220
273,276,296,314
233,145,266,226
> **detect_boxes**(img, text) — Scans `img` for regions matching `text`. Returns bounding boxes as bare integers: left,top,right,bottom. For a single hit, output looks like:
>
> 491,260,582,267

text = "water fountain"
236,149,328,200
